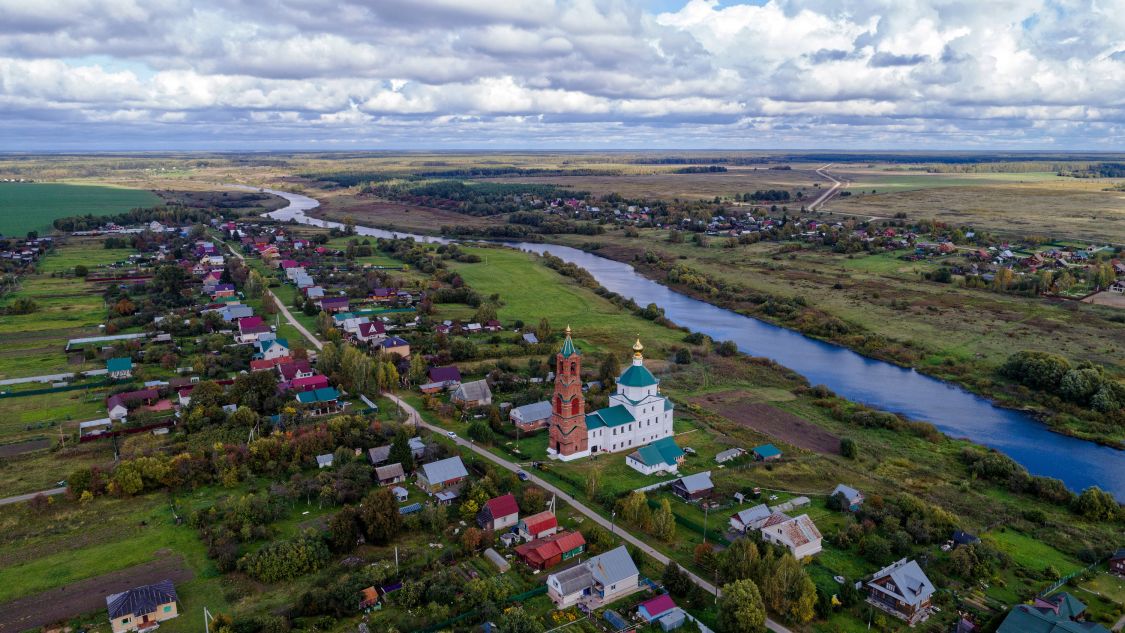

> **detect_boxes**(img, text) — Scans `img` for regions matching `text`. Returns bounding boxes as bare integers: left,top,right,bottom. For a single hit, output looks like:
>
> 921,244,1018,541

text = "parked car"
517,470,529,481
446,431,457,439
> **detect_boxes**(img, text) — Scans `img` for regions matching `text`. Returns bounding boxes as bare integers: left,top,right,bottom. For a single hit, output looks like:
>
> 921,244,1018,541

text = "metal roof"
868,559,935,607
676,471,714,493
421,456,468,484
106,580,178,619
452,379,491,402
753,443,781,458
618,363,658,387
588,545,638,587
585,404,634,429
512,400,552,422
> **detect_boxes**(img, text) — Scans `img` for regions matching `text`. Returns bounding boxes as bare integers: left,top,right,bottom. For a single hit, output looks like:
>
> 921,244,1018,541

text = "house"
625,437,686,475
107,357,134,379
373,336,411,359
518,510,559,541
417,456,469,494
391,486,409,502
340,316,370,335
219,304,254,322
730,504,771,533
288,375,330,394
866,558,935,625
451,379,492,407
996,593,1107,633
515,531,586,570
106,388,160,420
369,287,396,303
760,513,822,558
257,338,291,361
546,546,640,609
408,437,427,459
831,484,865,511
305,286,325,300
435,489,459,505
278,360,314,381
426,366,462,389
376,463,406,486
484,319,503,332
671,471,714,501
637,594,679,624
316,453,334,469
1111,549,1125,576
250,357,284,372
318,296,350,313
367,445,391,465
477,493,520,531
752,443,782,461
510,400,552,432
356,321,386,343
715,447,746,463
522,332,539,344
105,580,179,633
295,387,342,415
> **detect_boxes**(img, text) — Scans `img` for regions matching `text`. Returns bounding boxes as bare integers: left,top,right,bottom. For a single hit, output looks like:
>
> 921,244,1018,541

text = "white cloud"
0,0,1122,148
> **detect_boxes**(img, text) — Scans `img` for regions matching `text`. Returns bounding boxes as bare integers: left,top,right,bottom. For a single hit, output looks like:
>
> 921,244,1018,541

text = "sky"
1,0,1124,150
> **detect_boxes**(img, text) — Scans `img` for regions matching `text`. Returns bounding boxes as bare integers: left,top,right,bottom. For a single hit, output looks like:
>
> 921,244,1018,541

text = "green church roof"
632,437,684,467
618,363,657,387
585,404,635,429
560,331,580,358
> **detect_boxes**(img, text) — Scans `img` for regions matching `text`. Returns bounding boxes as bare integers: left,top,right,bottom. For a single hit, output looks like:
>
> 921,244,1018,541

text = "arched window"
554,396,562,414
571,399,580,415
569,361,577,375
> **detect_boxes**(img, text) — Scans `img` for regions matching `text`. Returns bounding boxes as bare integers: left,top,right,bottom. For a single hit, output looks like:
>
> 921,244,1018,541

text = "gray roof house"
106,580,179,633
831,483,864,510
316,453,334,468
866,558,935,625
547,545,640,609
730,503,771,532
367,445,391,465
510,400,552,430
451,379,492,407
715,447,746,463
376,463,406,485
418,456,469,493
671,471,715,501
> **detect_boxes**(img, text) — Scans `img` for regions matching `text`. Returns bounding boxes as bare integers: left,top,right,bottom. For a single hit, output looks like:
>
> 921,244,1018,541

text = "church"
547,327,675,461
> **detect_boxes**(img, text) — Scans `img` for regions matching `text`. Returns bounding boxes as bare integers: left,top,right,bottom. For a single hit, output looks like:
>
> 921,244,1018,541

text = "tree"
718,579,766,633
536,317,552,341
719,538,760,583
661,561,694,597
388,431,415,473
408,353,427,385
497,606,543,633
840,437,857,459
761,554,817,624
74,264,89,278
462,526,483,551
1001,350,1071,392
1072,486,1118,520
653,498,677,540
619,491,652,531
585,467,601,498
598,353,620,387
358,488,402,544
327,506,361,553
473,303,497,324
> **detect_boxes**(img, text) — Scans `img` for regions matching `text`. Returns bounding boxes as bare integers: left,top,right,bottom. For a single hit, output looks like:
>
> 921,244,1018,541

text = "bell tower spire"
549,326,588,458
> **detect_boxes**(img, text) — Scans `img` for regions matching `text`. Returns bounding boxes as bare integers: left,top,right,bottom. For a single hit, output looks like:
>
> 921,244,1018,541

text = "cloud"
0,0,1121,149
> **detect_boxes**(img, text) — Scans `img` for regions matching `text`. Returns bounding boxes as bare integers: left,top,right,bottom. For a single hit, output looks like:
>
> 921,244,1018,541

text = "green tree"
719,537,760,583
498,606,543,633
598,353,620,387
761,554,817,624
1072,486,1118,520
327,506,360,553
388,431,415,473
358,488,402,544
718,579,766,633
537,317,552,341
653,498,677,540
840,437,857,459
661,561,694,597
408,353,427,385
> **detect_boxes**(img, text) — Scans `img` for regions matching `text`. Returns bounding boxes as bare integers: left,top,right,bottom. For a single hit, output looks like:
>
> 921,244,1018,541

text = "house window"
122,619,130,624
163,606,172,613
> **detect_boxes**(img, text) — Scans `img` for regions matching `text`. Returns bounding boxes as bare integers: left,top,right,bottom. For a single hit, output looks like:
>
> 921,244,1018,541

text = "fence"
418,584,548,632
0,380,109,399
646,499,731,546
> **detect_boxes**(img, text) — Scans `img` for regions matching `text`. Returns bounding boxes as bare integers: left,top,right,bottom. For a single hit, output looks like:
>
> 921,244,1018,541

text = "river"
252,186,1123,499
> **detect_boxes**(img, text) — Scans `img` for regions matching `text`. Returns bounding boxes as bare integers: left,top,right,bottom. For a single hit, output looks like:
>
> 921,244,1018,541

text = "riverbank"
276,188,1124,498
548,233,1125,450
307,202,1123,450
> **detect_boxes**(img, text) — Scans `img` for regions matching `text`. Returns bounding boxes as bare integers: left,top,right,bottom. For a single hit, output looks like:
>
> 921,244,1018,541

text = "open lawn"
0,182,160,235
984,528,1083,575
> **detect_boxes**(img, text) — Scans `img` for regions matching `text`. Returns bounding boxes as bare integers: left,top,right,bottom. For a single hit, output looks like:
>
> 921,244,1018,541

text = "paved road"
383,392,792,633
0,486,66,506
223,242,324,351
0,369,106,387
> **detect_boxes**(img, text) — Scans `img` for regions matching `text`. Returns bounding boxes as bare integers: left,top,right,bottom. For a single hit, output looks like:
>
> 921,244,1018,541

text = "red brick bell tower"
549,326,588,457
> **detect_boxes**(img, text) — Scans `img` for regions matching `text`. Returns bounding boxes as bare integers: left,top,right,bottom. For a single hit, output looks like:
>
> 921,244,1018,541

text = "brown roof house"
106,580,179,633
451,379,492,408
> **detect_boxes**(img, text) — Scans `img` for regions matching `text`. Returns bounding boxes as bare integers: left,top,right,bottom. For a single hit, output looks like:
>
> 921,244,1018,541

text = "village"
0,203,1121,633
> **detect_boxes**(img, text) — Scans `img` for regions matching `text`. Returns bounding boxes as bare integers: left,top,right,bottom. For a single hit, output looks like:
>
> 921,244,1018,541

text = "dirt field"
690,391,840,455
0,439,50,458
490,166,827,200
312,192,502,234
0,552,193,633
1082,291,1125,308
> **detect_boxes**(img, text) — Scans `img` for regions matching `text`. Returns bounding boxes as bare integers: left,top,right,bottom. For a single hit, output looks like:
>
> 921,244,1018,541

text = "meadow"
0,183,160,235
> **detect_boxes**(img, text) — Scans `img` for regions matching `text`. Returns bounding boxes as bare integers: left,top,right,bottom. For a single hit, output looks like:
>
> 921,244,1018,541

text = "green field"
0,182,160,235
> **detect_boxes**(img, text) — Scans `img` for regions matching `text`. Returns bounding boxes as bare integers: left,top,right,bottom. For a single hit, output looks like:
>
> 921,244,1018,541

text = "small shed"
316,453,334,469
391,486,409,502
752,443,782,461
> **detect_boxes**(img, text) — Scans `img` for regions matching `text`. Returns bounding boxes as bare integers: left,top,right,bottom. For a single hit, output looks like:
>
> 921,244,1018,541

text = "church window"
571,399,580,415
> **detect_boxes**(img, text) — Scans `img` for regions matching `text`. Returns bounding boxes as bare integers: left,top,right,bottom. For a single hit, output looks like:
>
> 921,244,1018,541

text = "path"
0,487,66,506
222,242,323,351
807,163,847,211
0,369,106,387
383,393,792,633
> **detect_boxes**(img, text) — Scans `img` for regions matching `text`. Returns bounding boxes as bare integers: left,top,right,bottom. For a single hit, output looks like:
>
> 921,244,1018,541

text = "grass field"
0,183,160,235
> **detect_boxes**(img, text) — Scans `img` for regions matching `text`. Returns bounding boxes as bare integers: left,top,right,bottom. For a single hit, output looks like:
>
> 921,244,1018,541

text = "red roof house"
518,510,558,541
289,375,330,393
477,493,520,531
515,531,586,570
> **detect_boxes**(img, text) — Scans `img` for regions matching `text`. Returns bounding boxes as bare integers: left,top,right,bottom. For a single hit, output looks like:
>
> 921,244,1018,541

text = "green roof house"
753,443,782,461
626,437,686,475
996,594,1108,633
296,387,342,416
107,357,133,379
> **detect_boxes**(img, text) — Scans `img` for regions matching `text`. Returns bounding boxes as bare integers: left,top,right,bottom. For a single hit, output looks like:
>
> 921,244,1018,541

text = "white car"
446,431,457,439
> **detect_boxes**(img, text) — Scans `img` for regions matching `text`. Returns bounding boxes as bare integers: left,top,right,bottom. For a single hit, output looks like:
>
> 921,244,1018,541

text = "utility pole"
610,511,616,536
703,503,709,544
204,607,215,633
